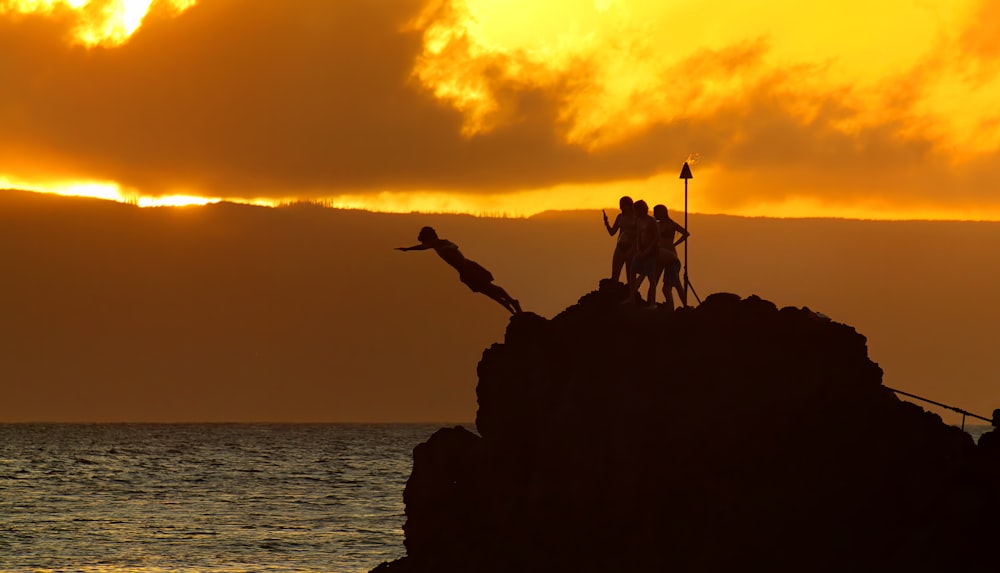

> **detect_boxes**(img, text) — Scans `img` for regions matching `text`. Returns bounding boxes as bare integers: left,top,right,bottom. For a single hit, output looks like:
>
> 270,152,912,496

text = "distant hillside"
2,189,999,422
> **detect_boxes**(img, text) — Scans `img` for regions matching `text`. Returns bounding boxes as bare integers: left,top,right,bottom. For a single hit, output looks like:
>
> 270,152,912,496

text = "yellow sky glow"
1,0,196,46
414,0,989,153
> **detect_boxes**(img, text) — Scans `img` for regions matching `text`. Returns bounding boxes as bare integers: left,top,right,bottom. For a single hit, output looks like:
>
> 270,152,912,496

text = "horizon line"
4,186,999,224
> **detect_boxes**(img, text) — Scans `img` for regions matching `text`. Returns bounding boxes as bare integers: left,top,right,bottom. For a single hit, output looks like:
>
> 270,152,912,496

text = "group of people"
604,196,689,310
396,196,689,314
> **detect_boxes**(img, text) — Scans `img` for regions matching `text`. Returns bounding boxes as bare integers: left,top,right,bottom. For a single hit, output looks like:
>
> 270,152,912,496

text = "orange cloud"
2,0,1000,219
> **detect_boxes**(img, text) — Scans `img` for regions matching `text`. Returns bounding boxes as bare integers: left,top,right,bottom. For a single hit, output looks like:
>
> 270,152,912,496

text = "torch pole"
683,176,689,302
677,160,696,305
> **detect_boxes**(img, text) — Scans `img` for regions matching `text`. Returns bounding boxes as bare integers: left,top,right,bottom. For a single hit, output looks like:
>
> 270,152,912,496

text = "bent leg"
624,250,635,293
646,276,659,307
611,247,625,283
672,278,687,308
647,261,665,307
663,274,677,311
660,267,671,302
661,260,684,310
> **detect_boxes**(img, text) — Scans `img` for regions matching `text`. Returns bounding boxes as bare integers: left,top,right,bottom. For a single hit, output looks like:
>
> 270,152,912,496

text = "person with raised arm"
603,196,637,284
397,226,522,314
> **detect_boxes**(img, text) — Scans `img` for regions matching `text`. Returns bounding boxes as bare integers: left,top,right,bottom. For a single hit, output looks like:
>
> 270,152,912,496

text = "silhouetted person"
978,409,1000,453
603,196,637,283
628,200,659,306
652,204,689,310
397,227,522,314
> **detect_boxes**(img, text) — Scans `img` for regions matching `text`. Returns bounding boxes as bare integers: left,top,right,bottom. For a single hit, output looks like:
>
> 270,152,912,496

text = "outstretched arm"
396,244,433,252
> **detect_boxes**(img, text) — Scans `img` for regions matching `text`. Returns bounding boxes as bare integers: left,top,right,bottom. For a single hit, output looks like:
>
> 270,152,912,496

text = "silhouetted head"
619,196,633,211
653,204,669,220
418,226,438,242
992,408,1000,427
633,199,648,216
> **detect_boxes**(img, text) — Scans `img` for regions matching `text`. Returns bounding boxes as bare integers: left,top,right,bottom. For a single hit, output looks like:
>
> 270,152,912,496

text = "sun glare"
9,172,1000,221
1,0,197,46
1,177,227,207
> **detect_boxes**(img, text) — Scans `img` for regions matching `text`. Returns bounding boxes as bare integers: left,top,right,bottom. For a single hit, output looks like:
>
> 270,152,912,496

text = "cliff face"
373,282,1000,573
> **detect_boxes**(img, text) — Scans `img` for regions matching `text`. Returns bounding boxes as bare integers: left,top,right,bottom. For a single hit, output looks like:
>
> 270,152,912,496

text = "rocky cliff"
372,281,1000,573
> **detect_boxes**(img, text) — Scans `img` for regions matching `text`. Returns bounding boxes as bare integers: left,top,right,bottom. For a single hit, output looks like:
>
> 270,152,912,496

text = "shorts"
459,260,494,292
660,250,680,278
632,254,658,279
664,259,681,282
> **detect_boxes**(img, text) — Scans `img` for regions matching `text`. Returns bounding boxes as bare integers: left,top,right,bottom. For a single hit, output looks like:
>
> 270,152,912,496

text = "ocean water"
2,423,994,573
0,424,455,573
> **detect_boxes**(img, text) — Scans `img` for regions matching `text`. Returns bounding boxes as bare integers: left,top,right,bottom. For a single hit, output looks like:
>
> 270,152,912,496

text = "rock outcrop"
372,281,1000,573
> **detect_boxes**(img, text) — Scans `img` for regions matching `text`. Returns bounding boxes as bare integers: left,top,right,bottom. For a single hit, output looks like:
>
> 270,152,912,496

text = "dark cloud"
3,0,450,194
0,0,602,196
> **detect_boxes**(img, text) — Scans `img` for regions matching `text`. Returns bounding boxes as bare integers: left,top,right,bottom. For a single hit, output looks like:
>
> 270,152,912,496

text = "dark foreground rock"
372,282,1000,573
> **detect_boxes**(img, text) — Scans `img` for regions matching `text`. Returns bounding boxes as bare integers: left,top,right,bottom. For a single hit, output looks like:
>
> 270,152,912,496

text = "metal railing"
885,386,992,431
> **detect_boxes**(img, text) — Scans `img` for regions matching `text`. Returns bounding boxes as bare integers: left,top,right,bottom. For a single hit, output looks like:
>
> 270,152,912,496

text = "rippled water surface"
0,424,450,573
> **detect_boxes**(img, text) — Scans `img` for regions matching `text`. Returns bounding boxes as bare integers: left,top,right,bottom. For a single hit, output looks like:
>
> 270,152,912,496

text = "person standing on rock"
396,226,522,314
978,409,1000,453
603,196,637,284
628,200,659,306
652,204,689,310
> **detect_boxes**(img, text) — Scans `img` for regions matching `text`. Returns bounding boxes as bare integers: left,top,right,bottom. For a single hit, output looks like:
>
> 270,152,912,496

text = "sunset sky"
3,0,1000,218
4,1,1000,425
